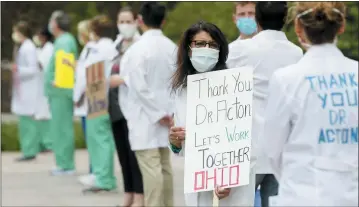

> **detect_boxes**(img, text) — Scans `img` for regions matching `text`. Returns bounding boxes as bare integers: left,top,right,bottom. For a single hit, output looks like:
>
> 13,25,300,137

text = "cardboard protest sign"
55,50,75,88
86,61,108,119
184,67,254,194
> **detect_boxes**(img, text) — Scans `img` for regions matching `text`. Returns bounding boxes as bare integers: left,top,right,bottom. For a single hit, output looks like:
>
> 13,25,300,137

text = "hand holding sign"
215,185,231,200
169,126,186,148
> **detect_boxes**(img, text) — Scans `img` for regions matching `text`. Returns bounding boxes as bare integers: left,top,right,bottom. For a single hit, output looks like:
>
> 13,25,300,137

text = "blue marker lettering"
306,76,316,90
318,75,328,90
349,73,358,87
329,74,339,89
338,73,347,88
331,92,344,107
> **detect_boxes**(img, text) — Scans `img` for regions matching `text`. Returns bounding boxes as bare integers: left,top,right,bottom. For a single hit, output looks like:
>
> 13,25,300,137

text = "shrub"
1,121,86,151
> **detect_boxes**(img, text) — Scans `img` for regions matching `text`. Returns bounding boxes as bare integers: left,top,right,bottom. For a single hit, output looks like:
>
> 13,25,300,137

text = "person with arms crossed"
109,6,144,207
119,2,176,206
259,2,358,206
45,10,78,175
11,21,41,162
227,2,303,207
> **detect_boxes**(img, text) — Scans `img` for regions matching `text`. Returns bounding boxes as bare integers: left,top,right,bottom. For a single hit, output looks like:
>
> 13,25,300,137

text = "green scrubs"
37,120,52,150
45,32,78,170
86,114,117,190
18,116,40,157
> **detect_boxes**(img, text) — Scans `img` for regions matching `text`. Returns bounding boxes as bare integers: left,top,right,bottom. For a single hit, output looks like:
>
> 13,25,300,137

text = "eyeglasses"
191,40,219,50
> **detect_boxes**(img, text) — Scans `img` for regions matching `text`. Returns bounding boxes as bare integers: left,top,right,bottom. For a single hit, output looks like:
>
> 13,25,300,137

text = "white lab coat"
11,39,41,116
73,41,96,117
74,38,116,113
172,88,256,206
260,43,358,206
119,29,177,150
34,42,53,120
227,30,304,174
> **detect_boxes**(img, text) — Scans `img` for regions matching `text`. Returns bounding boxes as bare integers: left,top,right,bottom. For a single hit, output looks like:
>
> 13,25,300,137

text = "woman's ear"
337,20,345,35
294,18,302,38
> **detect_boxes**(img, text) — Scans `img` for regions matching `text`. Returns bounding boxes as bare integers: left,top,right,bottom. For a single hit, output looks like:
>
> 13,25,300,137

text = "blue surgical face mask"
236,17,257,36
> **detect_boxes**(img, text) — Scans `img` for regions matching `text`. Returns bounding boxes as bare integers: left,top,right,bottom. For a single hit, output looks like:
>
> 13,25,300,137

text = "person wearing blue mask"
232,1,257,40
228,2,304,207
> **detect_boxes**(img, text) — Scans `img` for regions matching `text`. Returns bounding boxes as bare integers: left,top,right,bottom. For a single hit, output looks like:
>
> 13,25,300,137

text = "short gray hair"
50,10,71,32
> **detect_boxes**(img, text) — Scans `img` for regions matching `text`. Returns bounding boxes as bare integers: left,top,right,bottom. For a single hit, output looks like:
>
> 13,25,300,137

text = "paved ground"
1,150,186,206
1,113,80,123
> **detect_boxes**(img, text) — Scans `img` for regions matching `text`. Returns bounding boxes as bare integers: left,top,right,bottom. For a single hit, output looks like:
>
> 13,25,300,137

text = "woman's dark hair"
13,21,32,38
293,2,346,44
90,14,115,39
172,20,229,91
39,26,54,42
118,6,137,20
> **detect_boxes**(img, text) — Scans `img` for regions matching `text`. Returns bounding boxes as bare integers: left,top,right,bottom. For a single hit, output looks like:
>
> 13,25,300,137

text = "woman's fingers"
215,186,231,200
170,126,186,132
170,131,186,140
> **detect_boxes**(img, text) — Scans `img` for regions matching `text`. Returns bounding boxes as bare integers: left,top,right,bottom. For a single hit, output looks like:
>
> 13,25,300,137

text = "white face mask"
77,35,85,46
89,32,97,41
190,47,219,73
118,23,137,39
32,35,42,47
12,32,22,44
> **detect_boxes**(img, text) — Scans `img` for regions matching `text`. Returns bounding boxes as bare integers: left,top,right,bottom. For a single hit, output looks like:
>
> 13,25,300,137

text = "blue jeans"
255,174,279,207
81,116,92,173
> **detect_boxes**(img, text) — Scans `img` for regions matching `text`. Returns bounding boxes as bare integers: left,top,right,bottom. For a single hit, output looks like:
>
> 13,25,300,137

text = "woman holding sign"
259,2,358,206
74,19,97,186
79,15,118,193
169,21,255,206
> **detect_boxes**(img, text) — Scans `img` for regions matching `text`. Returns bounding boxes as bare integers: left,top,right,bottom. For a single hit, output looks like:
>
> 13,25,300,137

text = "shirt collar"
142,29,163,38
252,30,288,41
303,43,344,59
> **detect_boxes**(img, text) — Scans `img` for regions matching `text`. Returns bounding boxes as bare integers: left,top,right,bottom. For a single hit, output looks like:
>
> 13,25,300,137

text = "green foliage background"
1,2,358,60
163,1,358,60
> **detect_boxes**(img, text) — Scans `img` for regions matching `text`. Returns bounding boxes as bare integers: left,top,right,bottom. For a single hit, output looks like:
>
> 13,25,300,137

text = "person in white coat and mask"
119,2,176,206
11,21,41,162
109,6,144,207
74,19,97,186
227,2,303,207
169,20,256,207
32,27,54,153
259,2,358,206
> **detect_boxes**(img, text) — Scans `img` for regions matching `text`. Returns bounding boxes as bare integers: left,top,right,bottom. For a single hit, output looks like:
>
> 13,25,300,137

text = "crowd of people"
10,1,358,207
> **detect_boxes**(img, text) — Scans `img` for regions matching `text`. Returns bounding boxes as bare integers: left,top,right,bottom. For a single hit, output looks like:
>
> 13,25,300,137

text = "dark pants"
111,119,143,193
81,116,92,174
255,174,279,207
